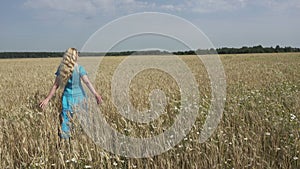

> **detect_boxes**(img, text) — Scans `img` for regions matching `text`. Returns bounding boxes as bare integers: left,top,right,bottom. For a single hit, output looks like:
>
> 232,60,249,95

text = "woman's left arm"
81,75,102,104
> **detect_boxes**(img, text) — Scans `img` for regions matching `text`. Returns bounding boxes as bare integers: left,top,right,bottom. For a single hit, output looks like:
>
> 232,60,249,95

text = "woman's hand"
39,98,50,109
39,77,59,110
95,93,102,104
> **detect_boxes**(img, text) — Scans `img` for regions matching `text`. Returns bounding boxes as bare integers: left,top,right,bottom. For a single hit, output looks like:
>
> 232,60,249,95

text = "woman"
39,48,102,139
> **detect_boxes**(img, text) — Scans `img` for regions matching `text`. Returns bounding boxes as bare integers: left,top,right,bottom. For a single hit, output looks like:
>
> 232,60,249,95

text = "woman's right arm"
39,76,59,109
81,75,102,104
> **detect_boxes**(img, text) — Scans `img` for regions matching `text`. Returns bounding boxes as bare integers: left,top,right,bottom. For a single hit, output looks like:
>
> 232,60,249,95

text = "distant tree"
275,45,281,53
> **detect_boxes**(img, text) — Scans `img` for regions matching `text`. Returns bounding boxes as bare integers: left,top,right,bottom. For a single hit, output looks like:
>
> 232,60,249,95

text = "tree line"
1,45,300,58
0,52,64,59
216,45,300,54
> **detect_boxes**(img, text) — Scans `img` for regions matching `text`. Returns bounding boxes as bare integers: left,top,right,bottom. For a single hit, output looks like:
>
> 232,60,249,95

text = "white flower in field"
132,164,137,168
293,156,298,160
113,162,118,166
71,157,77,163
84,165,92,169
290,114,296,120
170,135,174,139
244,137,248,141
265,132,271,136
65,160,70,163
276,148,281,151
35,163,43,167
124,128,131,132
184,137,188,141
178,144,183,148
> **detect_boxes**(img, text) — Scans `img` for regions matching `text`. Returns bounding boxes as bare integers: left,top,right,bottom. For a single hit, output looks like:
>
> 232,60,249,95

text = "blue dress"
55,64,87,139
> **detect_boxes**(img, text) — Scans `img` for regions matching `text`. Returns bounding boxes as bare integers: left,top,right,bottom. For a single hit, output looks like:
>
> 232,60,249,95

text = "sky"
0,0,299,52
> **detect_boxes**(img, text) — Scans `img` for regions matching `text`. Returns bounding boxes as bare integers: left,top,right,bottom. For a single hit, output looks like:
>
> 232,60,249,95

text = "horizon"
0,45,299,53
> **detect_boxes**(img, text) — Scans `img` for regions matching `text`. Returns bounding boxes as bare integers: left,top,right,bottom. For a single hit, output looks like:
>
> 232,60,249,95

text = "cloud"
157,0,300,13
24,0,97,15
258,0,300,11
182,0,248,13
23,0,246,15
159,4,183,12
24,0,300,16
24,0,153,15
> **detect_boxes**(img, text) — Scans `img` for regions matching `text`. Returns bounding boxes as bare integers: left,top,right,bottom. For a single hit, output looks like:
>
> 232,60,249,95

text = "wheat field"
0,53,299,168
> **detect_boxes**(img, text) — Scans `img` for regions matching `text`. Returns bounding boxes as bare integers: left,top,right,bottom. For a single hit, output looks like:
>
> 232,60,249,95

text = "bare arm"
81,75,102,104
39,76,59,109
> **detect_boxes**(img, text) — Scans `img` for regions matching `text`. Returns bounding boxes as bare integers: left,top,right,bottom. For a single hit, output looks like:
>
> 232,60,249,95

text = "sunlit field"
0,53,299,168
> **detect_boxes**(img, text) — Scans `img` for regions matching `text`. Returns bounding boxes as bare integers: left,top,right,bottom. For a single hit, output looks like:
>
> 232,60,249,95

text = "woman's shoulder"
77,64,87,75
77,64,86,70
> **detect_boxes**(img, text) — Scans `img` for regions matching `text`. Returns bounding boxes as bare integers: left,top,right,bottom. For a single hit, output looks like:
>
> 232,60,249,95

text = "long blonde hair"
57,48,78,88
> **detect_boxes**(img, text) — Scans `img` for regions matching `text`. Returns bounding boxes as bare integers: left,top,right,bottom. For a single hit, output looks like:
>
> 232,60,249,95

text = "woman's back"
56,64,87,97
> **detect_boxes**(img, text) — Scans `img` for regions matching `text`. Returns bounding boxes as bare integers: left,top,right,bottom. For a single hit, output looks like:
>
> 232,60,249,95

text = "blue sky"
0,0,300,51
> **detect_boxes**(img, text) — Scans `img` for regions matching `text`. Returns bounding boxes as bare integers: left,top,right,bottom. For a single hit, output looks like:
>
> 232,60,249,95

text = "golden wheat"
0,53,299,168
